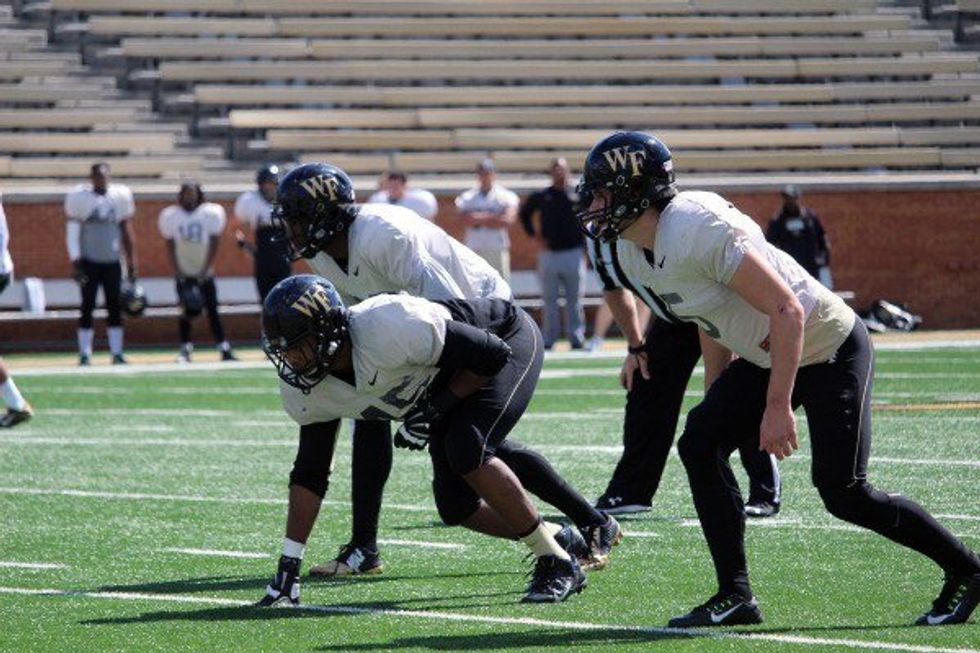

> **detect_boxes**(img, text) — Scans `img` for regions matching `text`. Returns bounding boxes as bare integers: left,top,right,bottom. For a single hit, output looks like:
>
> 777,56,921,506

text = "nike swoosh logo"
367,371,378,386
657,256,666,268
926,613,952,625
351,266,360,277
710,603,744,624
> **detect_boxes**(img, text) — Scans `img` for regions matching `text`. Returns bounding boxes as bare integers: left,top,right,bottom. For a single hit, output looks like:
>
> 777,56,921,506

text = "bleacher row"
1,0,980,190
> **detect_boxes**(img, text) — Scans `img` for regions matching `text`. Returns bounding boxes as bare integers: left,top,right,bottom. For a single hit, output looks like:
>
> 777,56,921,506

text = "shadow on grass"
315,628,678,651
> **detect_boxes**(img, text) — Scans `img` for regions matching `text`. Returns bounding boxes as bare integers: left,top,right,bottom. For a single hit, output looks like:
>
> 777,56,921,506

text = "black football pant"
603,319,780,506
678,320,980,597
177,277,226,345
254,227,292,302
79,259,123,328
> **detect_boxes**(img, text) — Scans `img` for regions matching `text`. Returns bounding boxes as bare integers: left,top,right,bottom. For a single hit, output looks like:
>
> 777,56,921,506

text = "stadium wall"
1,187,978,350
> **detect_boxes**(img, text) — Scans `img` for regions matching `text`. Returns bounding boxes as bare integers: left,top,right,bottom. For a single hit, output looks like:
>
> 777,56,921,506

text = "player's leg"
538,249,561,349
0,357,31,427
670,358,769,627
598,320,700,513
201,277,235,360
103,261,126,364
77,260,98,365
176,278,194,362
800,321,980,625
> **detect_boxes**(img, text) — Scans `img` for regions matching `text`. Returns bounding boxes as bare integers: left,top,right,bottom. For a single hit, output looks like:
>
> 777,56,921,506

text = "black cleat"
916,573,980,626
522,554,586,603
668,592,763,628
595,493,651,516
553,523,589,562
0,403,33,428
221,349,240,362
309,543,384,577
112,354,128,365
79,354,90,367
581,513,623,571
744,499,780,518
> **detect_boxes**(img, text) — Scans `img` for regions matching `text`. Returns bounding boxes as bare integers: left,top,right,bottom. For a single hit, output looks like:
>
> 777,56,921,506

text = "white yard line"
0,561,68,570
159,548,270,559
0,585,976,653
376,539,466,550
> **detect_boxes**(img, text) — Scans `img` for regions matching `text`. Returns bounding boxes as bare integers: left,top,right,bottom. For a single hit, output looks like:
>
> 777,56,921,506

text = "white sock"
77,328,94,356
282,537,305,560
217,341,231,353
1,378,27,411
519,521,570,561
543,521,563,538
107,327,124,356
181,342,194,355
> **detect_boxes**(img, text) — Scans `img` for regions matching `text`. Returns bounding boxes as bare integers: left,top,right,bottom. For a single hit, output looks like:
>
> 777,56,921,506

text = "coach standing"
519,158,586,350
234,163,292,302
64,163,138,366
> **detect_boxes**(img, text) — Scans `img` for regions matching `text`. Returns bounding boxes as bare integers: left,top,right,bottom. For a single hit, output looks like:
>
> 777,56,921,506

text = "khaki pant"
473,248,510,284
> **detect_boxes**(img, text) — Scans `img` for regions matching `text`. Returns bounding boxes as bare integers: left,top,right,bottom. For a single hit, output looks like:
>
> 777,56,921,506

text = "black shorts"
428,307,544,523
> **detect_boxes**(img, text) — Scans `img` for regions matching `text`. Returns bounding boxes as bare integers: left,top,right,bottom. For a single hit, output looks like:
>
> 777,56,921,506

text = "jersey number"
660,292,721,338
178,222,204,243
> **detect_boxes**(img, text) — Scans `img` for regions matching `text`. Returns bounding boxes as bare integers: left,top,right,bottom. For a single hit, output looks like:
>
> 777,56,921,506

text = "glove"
72,261,88,287
394,392,455,451
255,554,301,607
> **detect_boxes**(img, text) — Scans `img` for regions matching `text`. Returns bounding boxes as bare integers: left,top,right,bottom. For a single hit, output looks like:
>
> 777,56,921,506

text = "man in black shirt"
766,185,832,287
519,158,586,349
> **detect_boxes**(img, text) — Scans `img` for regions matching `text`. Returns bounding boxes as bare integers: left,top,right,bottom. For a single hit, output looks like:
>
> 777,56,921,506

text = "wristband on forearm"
627,341,646,355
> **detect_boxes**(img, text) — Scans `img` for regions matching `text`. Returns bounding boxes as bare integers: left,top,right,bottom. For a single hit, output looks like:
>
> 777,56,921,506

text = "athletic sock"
518,521,571,561
0,378,27,411
77,328,94,357
282,537,305,560
107,327,124,356
218,340,231,353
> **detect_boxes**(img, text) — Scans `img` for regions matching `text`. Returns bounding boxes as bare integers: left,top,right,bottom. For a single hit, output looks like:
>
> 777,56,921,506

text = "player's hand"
759,403,798,460
620,349,649,392
256,555,301,607
394,398,444,451
72,260,88,287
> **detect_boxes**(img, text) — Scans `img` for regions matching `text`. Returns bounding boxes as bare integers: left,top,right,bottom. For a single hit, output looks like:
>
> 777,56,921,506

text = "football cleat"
581,514,623,571
79,354,90,367
595,493,651,516
112,354,128,365
221,349,240,362
176,351,192,364
521,554,586,603
256,554,301,607
0,403,33,428
668,591,763,628
553,523,588,562
309,543,384,577
916,572,980,626
744,500,780,519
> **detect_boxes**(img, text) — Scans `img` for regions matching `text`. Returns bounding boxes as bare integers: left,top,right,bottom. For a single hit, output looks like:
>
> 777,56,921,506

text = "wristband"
627,342,646,355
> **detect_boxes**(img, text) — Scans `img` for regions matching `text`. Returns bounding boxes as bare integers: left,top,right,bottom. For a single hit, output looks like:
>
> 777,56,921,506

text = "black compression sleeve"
289,420,340,498
437,320,512,377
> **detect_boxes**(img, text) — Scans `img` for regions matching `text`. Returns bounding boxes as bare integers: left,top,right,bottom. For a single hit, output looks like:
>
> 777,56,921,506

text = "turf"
0,341,978,653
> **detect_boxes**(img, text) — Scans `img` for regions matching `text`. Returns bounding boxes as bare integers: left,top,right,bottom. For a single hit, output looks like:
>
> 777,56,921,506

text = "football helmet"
576,131,677,241
120,279,147,317
272,162,358,260
262,274,349,393
256,163,280,187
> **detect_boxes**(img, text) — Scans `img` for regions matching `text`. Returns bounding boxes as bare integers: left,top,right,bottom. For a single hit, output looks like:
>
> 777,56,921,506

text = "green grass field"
1,341,978,653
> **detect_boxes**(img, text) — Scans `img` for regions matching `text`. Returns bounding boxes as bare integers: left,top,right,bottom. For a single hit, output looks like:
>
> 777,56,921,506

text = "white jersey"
233,189,275,230
454,183,519,251
586,237,678,323
64,183,135,264
281,294,452,425
368,188,438,221
308,203,511,305
0,197,13,275
631,191,855,368
158,202,226,277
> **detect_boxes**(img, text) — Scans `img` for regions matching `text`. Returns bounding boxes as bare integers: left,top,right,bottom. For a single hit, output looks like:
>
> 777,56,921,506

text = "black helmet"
272,162,358,260
576,131,677,241
120,279,147,317
177,279,204,318
256,163,280,186
262,274,349,393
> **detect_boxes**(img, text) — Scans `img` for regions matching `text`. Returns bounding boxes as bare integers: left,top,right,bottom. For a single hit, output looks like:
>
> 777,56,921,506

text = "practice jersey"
454,183,519,251
64,183,135,264
281,294,452,425
630,191,855,368
233,189,275,230
0,197,12,275
367,188,438,221
158,202,227,277
308,203,511,305
586,237,679,324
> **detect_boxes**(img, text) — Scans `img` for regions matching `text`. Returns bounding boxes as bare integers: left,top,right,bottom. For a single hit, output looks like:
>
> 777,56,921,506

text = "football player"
258,275,591,604
262,163,619,583
233,163,292,302
586,235,782,518
579,131,980,627
0,197,32,427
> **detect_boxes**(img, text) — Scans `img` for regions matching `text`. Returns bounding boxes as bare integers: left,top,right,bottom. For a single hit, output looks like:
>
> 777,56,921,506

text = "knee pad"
289,465,330,499
432,479,479,526
444,425,487,476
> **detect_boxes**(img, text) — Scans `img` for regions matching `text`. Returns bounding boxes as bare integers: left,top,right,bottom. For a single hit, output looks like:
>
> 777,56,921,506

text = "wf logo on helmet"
291,286,333,318
602,147,647,176
298,174,340,201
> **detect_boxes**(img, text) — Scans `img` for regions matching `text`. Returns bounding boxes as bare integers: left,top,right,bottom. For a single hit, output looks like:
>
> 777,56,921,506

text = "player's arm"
604,288,650,390
726,248,804,460
232,195,257,256
698,328,734,392
120,214,137,279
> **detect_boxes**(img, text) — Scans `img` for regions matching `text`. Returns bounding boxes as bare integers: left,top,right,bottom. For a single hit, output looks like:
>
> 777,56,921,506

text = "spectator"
158,182,238,363
234,163,292,302
454,159,519,282
519,158,586,350
64,163,138,366
368,170,438,221
0,197,32,428
766,185,833,288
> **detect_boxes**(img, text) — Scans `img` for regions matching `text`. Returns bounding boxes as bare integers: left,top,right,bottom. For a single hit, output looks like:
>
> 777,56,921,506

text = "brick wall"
2,187,978,350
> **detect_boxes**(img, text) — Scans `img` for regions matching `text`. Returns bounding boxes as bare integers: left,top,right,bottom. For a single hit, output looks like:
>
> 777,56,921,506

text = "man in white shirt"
0,197,32,428
454,159,519,282
233,163,292,302
367,170,438,222
261,162,619,583
579,130,980,628
158,182,237,363
64,163,138,365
